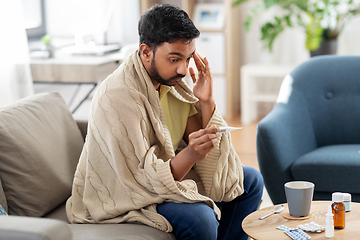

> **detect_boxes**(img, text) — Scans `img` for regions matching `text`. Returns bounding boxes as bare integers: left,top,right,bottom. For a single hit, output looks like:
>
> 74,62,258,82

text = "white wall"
337,17,360,54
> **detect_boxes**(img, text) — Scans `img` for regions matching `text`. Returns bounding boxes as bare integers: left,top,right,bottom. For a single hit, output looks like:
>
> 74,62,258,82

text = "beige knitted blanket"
66,50,244,232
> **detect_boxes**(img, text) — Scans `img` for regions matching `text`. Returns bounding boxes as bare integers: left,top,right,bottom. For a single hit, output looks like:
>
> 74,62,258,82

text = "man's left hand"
189,52,214,103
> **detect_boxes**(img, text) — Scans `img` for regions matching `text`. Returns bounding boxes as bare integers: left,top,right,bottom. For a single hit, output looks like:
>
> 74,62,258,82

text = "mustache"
169,74,186,80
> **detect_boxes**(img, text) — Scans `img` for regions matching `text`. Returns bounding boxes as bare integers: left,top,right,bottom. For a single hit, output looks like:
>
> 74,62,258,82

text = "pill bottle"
331,192,345,229
342,193,351,212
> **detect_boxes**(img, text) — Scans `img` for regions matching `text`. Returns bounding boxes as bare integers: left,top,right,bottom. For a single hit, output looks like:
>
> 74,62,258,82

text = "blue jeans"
157,166,264,240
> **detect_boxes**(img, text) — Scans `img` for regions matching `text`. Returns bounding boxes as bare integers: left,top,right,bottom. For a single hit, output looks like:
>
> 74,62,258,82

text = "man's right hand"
170,125,219,181
186,125,219,163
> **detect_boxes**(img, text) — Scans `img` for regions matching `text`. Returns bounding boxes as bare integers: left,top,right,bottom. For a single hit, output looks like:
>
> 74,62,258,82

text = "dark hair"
138,4,200,50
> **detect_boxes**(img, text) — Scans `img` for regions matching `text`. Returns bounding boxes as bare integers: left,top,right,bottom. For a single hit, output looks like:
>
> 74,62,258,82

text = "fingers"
188,134,217,157
203,57,210,73
186,125,220,161
193,52,210,74
193,52,205,72
188,125,220,148
190,125,219,138
189,67,196,84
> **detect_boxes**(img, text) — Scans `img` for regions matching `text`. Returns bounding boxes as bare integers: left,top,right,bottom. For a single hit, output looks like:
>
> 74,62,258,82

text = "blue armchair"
256,55,360,205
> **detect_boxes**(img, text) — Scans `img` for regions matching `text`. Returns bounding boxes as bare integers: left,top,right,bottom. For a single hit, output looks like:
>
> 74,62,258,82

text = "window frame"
25,0,46,40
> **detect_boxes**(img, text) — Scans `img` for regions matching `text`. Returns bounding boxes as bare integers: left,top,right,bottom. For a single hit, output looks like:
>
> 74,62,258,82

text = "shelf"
241,63,295,125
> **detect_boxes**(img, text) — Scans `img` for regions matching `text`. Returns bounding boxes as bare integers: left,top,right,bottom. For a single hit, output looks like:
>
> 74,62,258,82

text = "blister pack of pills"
276,225,296,231
284,229,311,240
277,225,311,240
297,222,324,233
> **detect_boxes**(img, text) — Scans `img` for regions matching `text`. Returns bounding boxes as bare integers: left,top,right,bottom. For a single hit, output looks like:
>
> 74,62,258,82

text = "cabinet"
240,63,295,125
140,0,241,119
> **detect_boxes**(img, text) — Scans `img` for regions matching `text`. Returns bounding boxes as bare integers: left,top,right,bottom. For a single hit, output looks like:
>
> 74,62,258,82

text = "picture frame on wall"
193,3,225,31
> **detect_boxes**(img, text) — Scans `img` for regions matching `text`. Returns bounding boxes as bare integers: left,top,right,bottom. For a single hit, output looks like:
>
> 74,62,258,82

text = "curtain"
0,0,33,107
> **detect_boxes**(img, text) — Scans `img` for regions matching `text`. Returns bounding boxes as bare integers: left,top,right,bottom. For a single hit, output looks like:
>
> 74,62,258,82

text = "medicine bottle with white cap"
332,192,345,229
342,193,351,212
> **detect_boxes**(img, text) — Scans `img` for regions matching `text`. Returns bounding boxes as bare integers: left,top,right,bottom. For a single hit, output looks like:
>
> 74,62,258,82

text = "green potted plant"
232,0,360,56
41,34,54,58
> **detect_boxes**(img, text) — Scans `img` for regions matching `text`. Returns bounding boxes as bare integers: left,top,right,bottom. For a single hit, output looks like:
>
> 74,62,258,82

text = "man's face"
147,39,196,87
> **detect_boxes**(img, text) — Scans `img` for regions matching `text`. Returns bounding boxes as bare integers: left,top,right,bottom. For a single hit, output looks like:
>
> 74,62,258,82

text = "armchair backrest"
278,55,360,147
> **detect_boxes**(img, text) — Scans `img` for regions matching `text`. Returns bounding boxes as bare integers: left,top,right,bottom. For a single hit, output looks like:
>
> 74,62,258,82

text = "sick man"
66,4,264,240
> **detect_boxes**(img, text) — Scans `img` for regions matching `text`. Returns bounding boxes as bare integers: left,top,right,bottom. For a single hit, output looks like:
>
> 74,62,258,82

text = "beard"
149,57,185,86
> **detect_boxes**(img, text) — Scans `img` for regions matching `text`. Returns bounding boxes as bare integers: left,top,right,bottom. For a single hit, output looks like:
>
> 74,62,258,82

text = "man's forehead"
157,40,196,57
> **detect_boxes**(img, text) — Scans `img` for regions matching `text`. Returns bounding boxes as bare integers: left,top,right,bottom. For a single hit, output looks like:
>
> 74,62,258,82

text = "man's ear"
140,44,152,62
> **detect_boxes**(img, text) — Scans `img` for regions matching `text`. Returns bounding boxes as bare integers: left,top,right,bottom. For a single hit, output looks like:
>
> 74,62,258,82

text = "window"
23,0,46,40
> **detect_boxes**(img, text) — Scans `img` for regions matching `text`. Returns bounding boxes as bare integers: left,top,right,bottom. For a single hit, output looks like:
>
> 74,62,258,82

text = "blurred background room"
1,0,360,208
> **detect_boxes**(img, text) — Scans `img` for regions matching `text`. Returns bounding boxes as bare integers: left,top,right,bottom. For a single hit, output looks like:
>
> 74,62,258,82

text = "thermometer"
218,126,243,133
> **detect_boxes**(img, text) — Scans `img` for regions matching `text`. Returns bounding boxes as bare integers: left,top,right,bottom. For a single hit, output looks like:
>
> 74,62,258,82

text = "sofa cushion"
69,223,176,240
0,92,84,217
43,202,69,223
291,144,360,194
0,215,72,240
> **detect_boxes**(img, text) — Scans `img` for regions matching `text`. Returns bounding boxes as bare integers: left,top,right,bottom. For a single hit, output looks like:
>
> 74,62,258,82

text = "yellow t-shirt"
158,85,197,151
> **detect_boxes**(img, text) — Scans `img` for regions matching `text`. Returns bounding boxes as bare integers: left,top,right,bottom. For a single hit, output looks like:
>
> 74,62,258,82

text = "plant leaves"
305,13,323,50
232,0,249,7
232,0,360,51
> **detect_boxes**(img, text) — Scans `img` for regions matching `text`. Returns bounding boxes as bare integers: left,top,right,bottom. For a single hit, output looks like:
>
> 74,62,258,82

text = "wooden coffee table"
243,201,360,239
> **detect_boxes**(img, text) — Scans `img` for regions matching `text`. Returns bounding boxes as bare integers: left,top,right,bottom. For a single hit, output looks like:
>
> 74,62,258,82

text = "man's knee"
243,166,264,195
158,202,219,240
183,204,219,240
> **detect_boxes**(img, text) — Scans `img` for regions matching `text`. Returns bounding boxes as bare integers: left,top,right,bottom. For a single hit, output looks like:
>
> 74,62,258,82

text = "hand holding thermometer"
218,126,243,134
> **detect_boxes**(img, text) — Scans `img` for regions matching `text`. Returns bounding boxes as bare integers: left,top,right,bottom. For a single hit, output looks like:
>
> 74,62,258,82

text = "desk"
243,201,360,239
240,64,294,125
30,50,123,113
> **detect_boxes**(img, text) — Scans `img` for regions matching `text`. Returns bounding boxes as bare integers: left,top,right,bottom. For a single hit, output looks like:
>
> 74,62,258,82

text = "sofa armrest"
0,216,72,240
75,119,88,141
256,102,317,204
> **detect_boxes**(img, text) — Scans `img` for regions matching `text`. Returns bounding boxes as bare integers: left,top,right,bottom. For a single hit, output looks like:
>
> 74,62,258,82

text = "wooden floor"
225,115,259,171
225,115,274,208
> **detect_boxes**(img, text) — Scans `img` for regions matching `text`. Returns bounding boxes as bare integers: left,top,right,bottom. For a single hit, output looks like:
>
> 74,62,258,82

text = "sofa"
0,92,175,240
256,55,360,205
